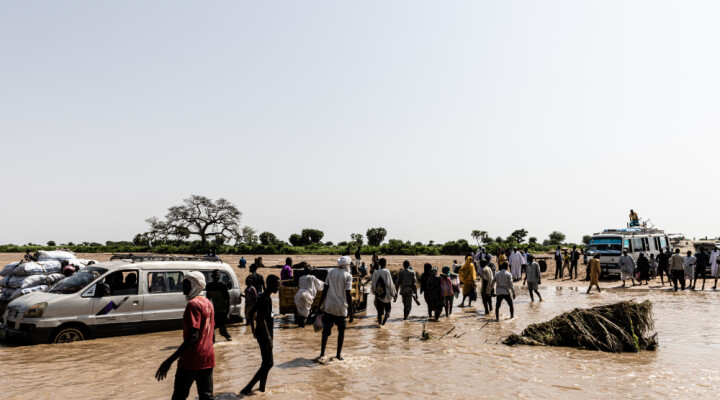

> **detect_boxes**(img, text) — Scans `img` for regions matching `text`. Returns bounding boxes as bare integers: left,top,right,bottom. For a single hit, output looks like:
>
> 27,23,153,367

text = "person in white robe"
294,266,324,326
508,248,524,281
711,247,720,290
618,250,637,287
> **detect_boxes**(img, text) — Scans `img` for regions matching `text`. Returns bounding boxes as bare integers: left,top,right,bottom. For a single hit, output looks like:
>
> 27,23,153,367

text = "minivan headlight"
24,303,48,318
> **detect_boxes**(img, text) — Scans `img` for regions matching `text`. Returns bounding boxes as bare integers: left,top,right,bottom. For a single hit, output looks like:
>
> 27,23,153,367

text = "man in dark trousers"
205,269,232,341
693,248,709,291
396,260,419,320
669,248,685,291
241,275,280,395
554,246,563,279
156,272,215,400
354,246,362,271
656,248,670,286
571,246,580,279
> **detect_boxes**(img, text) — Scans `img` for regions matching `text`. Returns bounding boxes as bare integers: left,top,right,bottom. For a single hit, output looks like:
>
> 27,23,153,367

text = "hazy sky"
2,1,719,246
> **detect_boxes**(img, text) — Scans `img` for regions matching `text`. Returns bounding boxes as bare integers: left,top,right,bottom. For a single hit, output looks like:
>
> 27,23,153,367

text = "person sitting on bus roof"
629,209,639,227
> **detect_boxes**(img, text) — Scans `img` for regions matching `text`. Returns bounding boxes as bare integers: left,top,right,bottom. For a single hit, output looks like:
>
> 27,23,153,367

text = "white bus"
586,228,671,277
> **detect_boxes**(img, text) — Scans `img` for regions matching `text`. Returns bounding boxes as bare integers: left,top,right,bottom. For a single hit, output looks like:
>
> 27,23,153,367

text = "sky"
2,1,720,246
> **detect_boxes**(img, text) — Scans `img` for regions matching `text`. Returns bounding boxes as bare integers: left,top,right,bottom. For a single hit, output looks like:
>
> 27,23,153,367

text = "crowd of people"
155,242,720,399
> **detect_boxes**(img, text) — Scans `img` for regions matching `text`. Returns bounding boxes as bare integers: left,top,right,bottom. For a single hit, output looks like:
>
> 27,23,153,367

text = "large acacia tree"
146,195,241,248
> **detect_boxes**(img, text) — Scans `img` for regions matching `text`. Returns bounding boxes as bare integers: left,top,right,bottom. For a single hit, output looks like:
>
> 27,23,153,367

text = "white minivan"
0,255,242,344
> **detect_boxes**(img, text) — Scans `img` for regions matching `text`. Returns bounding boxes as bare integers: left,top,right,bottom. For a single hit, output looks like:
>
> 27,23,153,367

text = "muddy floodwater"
2,285,719,400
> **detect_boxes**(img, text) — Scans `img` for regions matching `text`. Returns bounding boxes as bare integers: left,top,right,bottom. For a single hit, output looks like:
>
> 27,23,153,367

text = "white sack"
9,285,47,301
19,275,48,289
13,261,61,277
36,250,76,261
45,273,65,285
1,262,19,277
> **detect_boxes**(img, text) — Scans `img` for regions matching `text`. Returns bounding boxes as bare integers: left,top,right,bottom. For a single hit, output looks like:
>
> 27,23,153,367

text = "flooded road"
2,285,720,399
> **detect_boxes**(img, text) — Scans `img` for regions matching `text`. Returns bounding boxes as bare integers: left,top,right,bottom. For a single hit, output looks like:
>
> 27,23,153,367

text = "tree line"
1,196,587,255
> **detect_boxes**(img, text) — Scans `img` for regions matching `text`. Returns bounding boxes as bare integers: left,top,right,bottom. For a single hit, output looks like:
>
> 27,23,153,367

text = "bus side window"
624,239,630,252
632,238,643,253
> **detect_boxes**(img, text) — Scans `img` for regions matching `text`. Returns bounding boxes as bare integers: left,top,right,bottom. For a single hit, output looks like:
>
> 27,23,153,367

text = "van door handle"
133,301,140,306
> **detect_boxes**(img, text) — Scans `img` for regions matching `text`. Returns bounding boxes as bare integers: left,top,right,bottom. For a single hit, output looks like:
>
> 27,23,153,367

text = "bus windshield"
589,238,622,251
48,267,107,294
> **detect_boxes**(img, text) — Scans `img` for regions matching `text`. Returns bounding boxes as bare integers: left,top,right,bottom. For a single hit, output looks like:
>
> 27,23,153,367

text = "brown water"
2,285,719,400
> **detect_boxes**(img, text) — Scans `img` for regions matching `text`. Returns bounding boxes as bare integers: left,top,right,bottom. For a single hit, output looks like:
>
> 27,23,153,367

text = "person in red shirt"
156,271,215,400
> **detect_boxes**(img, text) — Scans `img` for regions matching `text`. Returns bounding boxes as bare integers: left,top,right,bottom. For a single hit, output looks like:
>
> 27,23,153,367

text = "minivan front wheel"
52,325,86,344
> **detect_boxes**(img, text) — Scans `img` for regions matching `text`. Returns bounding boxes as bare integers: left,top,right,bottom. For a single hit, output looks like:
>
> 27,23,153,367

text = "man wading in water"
241,275,280,395
395,260,419,320
587,254,602,293
317,256,354,361
669,248,685,291
493,262,515,321
523,254,542,301
371,258,396,326
618,250,637,287
205,269,232,341
155,272,215,400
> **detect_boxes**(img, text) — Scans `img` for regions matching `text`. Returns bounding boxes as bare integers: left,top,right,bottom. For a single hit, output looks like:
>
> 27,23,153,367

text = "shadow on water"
275,357,316,369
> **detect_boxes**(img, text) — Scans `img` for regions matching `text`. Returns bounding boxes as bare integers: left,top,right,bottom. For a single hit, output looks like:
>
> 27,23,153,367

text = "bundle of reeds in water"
504,300,657,353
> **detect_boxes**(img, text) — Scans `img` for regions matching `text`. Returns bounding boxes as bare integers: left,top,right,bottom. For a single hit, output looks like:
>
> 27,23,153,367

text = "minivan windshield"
48,267,108,294
589,237,622,252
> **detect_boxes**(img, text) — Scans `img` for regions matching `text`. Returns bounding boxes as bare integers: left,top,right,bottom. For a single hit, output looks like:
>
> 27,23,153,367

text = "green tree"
441,239,472,255
132,233,149,246
482,236,495,244
47,241,56,247
350,233,364,245
289,233,304,246
548,231,566,245
237,226,258,245
471,230,488,246
528,237,538,244
259,232,278,245
213,234,227,247
146,195,241,248
301,229,324,244
582,235,592,245
366,227,388,246
509,229,528,243
495,236,504,244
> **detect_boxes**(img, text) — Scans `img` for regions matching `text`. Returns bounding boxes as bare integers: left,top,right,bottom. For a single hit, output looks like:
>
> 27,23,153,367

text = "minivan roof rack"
110,254,223,263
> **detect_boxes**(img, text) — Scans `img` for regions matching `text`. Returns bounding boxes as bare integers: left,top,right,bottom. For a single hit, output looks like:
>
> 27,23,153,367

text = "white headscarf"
184,271,206,301
338,256,352,272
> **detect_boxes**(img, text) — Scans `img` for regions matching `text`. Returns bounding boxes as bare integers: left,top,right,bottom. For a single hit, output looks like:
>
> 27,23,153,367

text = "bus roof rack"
109,254,223,263
599,228,666,235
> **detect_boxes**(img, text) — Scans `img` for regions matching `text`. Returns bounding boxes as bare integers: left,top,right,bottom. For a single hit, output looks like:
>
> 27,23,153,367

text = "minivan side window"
201,271,233,289
103,270,139,296
148,271,184,293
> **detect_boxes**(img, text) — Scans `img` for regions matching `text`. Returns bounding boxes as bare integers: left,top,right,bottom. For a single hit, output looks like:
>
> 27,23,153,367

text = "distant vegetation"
1,195,584,256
